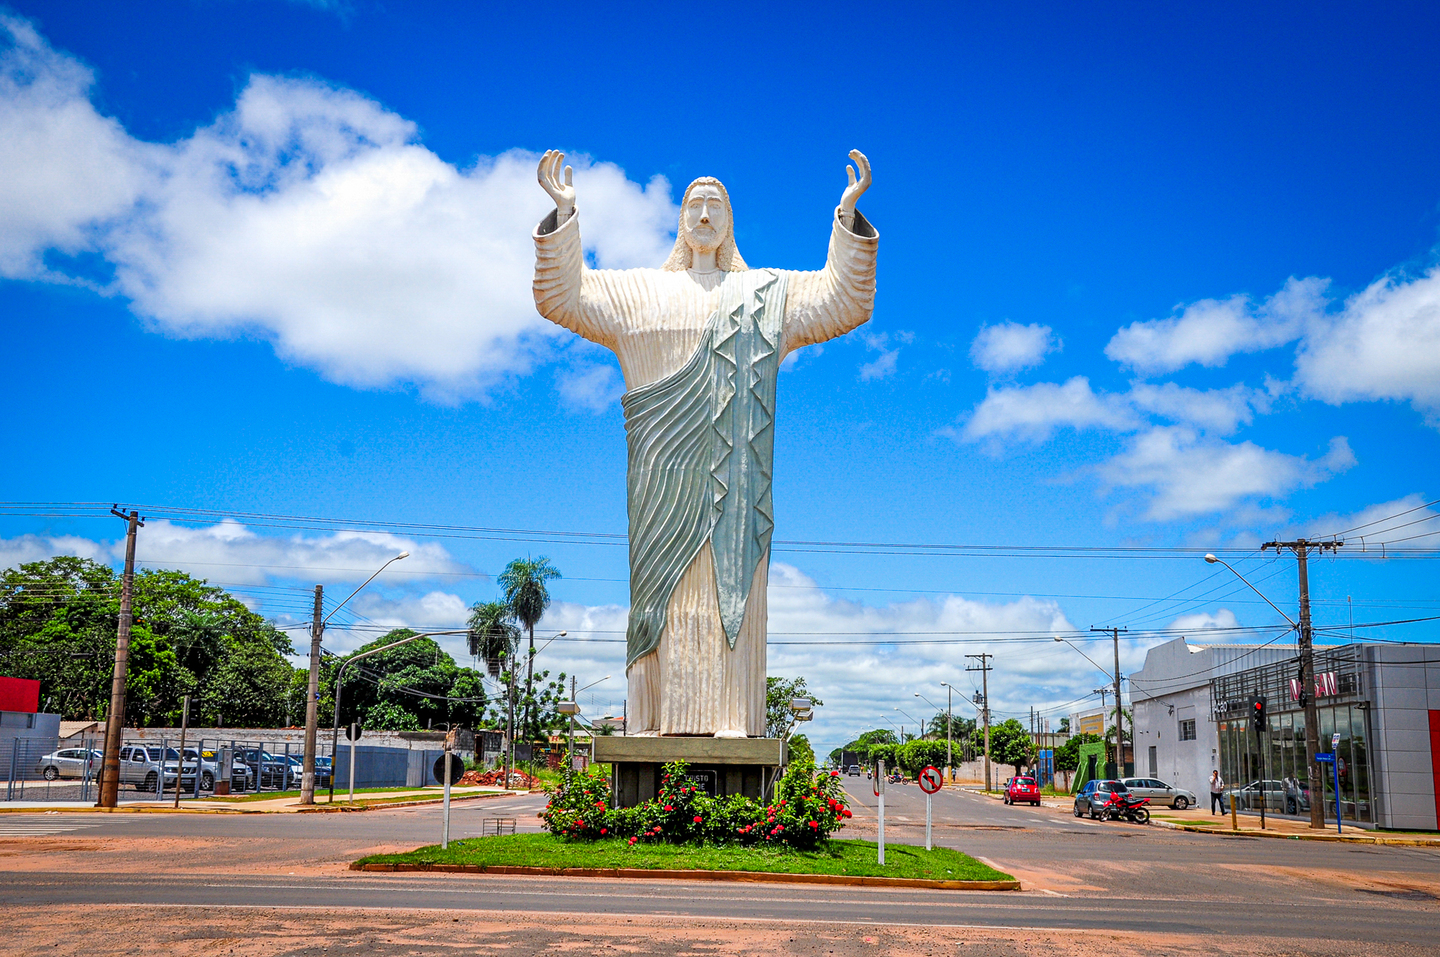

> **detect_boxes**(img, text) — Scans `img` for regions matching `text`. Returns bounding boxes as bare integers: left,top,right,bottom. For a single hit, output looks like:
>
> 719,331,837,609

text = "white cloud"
858,331,911,381
1104,276,1327,375
0,533,112,570
969,321,1060,373
1294,265,1440,422
555,359,625,413
1097,427,1356,521
0,17,677,400
1292,494,1439,547
960,376,1139,442
1127,381,1259,435
1169,609,1241,632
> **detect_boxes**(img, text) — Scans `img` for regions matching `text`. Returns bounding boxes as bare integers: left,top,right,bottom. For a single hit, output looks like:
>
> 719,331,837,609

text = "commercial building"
1131,637,1440,830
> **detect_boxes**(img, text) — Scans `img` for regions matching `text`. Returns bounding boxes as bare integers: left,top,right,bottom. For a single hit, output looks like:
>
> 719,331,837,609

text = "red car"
1003,775,1040,806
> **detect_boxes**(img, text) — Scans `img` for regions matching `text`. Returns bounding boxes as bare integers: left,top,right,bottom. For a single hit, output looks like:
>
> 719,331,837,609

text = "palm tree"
466,601,518,678
498,556,561,757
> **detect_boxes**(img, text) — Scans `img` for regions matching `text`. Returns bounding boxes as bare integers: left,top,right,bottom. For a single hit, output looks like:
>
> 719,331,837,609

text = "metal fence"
3,736,342,803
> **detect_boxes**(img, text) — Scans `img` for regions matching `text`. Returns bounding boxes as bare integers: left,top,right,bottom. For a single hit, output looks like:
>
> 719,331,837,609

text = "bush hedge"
539,755,852,851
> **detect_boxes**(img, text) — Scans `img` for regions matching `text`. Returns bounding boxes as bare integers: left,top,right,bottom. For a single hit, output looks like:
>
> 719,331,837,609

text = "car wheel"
1073,803,1083,817
1033,801,1041,807
42,766,60,781
1173,796,1189,810
1089,804,1100,820
201,772,214,790
142,771,158,792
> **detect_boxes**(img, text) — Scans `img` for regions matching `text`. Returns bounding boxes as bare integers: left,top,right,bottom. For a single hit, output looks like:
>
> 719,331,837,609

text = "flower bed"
539,756,852,851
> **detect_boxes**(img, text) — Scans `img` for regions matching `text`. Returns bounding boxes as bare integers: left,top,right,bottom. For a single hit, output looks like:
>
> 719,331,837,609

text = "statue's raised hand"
538,149,575,222
838,149,872,226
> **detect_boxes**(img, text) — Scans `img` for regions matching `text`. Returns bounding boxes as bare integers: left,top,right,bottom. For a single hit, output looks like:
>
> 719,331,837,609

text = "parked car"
1120,777,1198,810
178,747,256,791
1004,775,1041,806
1073,779,1131,819
846,765,861,776
236,748,292,789
281,753,332,788
1225,779,1288,813
117,745,198,792
35,748,100,780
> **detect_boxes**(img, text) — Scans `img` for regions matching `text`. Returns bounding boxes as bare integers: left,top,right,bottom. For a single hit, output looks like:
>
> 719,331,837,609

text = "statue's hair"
661,177,748,272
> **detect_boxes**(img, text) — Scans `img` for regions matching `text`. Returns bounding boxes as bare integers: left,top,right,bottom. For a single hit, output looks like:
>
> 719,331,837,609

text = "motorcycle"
1101,791,1151,824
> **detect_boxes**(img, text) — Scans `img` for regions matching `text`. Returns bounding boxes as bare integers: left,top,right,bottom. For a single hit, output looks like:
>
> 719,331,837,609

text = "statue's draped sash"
622,269,790,667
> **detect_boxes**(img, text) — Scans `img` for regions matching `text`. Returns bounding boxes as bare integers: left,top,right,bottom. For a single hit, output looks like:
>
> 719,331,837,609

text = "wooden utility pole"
1262,537,1342,829
300,584,323,805
1091,626,1128,776
97,507,142,808
966,654,992,791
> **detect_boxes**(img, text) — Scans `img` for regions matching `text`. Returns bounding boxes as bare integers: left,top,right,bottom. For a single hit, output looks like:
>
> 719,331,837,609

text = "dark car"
1004,775,1041,806
237,749,292,789
1073,779,1130,819
282,753,332,788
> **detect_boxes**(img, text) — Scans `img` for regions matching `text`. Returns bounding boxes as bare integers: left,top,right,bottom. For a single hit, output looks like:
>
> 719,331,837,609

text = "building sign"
1077,712,1105,736
1290,672,1340,701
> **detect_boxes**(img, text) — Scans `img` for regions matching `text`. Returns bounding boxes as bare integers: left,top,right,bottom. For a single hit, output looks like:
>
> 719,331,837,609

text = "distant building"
1131,637,1440,831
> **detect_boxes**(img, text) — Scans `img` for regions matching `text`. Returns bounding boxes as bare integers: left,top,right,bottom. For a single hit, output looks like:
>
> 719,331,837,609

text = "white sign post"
874,758,886,865
918,765,943,851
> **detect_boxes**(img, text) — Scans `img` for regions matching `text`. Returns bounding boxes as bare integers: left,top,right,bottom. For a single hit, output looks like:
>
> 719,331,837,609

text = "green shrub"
539,757,851,850
896,740,951,775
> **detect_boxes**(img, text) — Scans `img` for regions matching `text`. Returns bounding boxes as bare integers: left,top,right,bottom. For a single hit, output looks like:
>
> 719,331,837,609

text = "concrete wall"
123,726,476,762
1367,644,1440,831
1134,684,1217,798
0,711,61,755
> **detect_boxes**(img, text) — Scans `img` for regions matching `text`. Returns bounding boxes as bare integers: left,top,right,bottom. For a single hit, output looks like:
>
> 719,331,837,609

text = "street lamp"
937,683,958,776
302,550,408,805
1205,553,1322,829
1055,634,1128,777
894,706,920,742
327,627,464,803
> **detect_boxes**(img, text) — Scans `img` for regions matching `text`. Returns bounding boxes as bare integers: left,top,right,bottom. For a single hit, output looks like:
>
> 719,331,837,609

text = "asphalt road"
1,783,1436,950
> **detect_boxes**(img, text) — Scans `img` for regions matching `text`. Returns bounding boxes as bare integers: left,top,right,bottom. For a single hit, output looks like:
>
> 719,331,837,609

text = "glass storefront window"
1350,705,1371,823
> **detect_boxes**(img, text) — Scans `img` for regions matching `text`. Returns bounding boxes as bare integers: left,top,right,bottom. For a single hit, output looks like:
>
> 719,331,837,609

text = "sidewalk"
0,785,527,814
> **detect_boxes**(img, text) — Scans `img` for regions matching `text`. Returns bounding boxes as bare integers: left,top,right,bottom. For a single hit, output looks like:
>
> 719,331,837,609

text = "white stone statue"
532,150,877,737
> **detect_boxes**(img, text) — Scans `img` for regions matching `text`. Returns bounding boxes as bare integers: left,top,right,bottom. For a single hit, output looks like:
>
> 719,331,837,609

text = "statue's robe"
533,206,877,736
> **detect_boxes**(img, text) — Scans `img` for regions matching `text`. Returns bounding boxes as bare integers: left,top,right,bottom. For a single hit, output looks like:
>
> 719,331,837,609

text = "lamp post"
302,551,408,806
558,675,610,768
327,628,465,803
938,684,956,778
1054,635,1127,775
1205,552,1321,829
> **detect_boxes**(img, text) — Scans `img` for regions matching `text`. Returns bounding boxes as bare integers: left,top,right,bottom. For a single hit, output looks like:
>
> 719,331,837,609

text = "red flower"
628,837,637,845
842,808,852,818
600,828,607,835
663,805,673,811
693,816,703,824
595,801,605,809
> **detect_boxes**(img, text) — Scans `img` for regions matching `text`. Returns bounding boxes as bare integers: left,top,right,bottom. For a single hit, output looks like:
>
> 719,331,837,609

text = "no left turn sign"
918,765,943,794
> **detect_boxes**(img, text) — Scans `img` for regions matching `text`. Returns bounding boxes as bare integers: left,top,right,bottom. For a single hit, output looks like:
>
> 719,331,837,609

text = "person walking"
1209,769,1225,814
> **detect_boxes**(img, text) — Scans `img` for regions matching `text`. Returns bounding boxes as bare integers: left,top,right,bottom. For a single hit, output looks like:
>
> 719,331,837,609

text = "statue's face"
683,184,728,253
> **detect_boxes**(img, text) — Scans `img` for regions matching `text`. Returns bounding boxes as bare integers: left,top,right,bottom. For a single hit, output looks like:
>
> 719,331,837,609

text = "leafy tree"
765,675,824,738
1058,717,1071,734
988,718,1035,775
332,630,487,732
467,600,518,678
841,728,897,764
364,701,422,731
787,733,814,766
896,739,951,775
498,557,561,743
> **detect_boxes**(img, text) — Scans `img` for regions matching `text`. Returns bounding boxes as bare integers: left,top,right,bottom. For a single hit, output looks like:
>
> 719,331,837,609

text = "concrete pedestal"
593,736,785,808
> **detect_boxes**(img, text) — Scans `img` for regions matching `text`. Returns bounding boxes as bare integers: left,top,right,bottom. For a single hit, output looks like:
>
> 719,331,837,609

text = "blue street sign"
1315,752,1335,763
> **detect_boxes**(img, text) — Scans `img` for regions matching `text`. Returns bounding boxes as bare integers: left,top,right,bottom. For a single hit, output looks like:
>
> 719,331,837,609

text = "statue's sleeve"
780,207,879,355
532,208,622,350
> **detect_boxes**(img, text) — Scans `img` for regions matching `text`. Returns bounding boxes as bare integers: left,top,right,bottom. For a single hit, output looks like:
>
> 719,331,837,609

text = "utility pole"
966,654,992,792
1263,537,1342,830
300,584,323,805
98,507,142,809
1091,626,1128,777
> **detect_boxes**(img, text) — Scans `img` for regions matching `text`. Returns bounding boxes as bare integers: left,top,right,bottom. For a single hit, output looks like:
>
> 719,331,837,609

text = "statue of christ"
532,150,877,737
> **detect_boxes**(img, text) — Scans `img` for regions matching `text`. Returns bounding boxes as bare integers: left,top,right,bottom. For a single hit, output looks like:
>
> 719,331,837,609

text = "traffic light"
1250,696,1266,735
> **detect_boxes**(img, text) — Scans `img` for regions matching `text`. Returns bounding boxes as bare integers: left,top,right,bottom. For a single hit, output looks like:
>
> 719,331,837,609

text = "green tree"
466,599,518,679
787,733,814,766
765,675,824,738
841,728,897,764
498,557,561,743
896,739,951,775
988,718,1035,775
333,630,487,732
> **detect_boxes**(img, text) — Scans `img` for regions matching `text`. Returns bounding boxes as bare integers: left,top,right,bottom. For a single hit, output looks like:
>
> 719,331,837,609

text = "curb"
0,805,257,814
348,861,1020,891
1153,819,1440,847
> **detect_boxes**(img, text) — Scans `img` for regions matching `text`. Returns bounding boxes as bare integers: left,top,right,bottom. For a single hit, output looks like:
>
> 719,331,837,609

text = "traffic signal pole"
1263,538,1341,830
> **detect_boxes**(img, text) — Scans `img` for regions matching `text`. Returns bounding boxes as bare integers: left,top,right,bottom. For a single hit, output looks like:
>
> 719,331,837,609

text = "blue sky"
2,1,1438,755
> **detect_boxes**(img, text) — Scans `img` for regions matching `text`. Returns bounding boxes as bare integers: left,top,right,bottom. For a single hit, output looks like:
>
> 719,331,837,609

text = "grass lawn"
355,833,1012,882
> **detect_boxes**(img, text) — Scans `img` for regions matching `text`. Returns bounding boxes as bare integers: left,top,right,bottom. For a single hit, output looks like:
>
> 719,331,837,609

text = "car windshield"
1015,778,1036,785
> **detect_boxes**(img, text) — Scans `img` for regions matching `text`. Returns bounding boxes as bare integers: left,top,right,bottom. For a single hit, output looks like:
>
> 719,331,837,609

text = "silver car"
1121,777,1198,810
35,748,99,780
